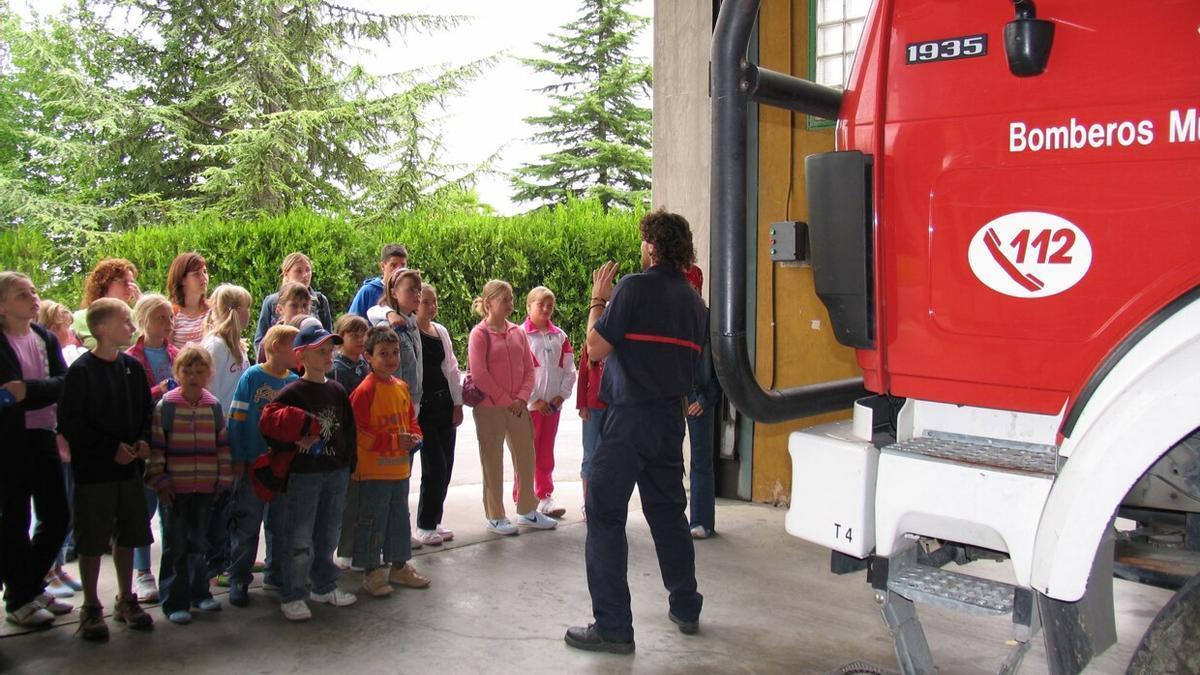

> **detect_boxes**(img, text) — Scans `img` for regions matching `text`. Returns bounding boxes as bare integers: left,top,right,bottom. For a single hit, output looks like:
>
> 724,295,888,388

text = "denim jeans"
580,407,607,481
687,408,717,534
227,475,285,589
133,486,164,572
352,479,411,571
55,461,75,567
158,492,215,614
281,468,349,603
206,490,233,579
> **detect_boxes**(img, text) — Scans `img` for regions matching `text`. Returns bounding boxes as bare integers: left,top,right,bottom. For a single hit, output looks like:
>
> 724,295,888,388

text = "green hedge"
1,199,644,363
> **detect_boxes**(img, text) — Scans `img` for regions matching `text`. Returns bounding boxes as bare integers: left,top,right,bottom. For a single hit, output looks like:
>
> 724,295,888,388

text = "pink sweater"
467,321,534,407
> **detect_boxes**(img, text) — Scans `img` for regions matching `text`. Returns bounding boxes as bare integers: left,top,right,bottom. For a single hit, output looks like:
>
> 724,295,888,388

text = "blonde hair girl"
466,279,557,535
200,284,252,414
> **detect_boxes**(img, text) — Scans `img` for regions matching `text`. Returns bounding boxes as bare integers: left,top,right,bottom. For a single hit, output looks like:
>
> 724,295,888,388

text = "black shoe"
668,611,699,635
229,583,249,608
564,624,635,655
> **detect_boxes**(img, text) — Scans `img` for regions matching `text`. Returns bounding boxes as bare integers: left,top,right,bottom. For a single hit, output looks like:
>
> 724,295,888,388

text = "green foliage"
0,1,483,238
512,0,652,213
0,199,643,362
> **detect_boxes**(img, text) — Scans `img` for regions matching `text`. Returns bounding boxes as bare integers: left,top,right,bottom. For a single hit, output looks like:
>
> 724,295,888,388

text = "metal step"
886,433,1058,476
887,564,1015,616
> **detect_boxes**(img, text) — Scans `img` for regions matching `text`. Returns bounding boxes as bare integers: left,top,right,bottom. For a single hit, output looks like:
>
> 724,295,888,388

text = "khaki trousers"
473,405,539,520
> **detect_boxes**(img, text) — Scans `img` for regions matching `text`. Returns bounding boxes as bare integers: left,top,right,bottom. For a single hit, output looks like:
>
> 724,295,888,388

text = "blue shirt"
228,365,299,462
143,345,173,385
593,264,708,406
348,277,384,320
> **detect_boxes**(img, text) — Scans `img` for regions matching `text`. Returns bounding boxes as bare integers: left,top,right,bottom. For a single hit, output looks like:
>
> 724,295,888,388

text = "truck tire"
1126,572,1200,674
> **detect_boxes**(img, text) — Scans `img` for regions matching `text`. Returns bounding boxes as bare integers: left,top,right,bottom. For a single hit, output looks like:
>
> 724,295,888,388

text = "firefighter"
564,209,708,654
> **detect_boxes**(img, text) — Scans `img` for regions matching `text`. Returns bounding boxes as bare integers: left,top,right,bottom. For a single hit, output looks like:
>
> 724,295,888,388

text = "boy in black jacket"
0,272,69,628
59,297,155,640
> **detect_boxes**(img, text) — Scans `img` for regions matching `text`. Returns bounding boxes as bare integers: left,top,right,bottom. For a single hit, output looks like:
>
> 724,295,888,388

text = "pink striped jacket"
147,388,233,494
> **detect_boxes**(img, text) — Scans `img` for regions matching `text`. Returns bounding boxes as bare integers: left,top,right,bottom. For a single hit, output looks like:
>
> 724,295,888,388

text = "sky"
13,0,655,215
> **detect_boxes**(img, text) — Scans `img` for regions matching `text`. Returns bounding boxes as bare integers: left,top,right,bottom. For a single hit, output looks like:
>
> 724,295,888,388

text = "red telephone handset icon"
984,228,1044,292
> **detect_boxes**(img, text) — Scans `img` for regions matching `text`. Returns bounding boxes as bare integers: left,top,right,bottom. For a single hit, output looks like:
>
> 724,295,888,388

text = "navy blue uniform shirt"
593,264,709,406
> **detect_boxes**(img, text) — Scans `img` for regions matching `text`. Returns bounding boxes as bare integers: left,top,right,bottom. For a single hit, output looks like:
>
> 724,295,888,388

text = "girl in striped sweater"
145,346,233,624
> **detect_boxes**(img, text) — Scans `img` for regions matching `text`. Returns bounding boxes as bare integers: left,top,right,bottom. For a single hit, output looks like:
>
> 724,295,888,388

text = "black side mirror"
1005,0,1054,77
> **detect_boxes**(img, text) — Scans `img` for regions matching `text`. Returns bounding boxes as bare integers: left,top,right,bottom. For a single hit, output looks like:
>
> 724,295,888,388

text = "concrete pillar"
652,0,712,299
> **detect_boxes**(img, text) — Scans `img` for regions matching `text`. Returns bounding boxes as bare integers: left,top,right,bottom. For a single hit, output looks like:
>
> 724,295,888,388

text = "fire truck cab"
709,1,1200,672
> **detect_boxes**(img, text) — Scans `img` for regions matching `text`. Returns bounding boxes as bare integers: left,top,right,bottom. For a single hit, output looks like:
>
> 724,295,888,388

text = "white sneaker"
411,536,423,550
310,588,357,607
517,510,558,530
436,524,455,541
6,601,55,627
135,572,159,603
44,575,75,599
538,496,567,518
280,600,312,621
34,593,73,616
414,528,444,546
486,518,518,536
691,525,712,540
335,557,352,570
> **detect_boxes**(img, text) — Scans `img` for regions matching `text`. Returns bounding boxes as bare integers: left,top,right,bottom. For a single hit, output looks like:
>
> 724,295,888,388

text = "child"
413,283,463,546
38,300,86,364
202,284,252,414
329,314,370,567
35,300,84,596
468,280,557,535
576,340,606,521
59,297,156,640
125,293,179,603
200,284,252,587
367,268,423,409
259,323,358,621
256,282,311,363
225,324,299,608
166,252,210,349
0,272,71,627
348,244,408,320
253,253,334,353
350,326,430,597
145,346,233,624
518,286,576,519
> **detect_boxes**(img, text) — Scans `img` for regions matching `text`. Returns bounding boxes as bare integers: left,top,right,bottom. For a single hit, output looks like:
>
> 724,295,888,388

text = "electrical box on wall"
770,220,810,264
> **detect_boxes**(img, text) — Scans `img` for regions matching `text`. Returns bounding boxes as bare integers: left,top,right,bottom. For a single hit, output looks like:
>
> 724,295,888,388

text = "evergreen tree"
511,0,651,212
0,0,481,234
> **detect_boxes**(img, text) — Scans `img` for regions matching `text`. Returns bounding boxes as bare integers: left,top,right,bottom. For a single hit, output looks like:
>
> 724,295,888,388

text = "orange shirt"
349,374,422,481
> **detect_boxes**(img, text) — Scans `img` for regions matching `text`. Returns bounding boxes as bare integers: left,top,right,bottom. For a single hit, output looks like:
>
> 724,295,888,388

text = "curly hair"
639,209,696,270
82,258,138,307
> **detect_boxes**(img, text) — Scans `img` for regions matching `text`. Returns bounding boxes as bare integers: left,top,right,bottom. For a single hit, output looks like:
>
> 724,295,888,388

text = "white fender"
1031,294,1200,601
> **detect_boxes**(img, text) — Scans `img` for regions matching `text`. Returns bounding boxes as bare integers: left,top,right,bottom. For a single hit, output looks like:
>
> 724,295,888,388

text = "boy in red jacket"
258,324,357,622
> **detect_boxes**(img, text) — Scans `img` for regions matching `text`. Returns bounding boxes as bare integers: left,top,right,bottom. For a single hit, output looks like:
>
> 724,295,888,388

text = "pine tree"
511,0,651,212
0,0,482,233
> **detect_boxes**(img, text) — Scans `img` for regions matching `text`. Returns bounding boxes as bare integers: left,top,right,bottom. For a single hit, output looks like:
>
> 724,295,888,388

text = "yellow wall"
751,0,861,503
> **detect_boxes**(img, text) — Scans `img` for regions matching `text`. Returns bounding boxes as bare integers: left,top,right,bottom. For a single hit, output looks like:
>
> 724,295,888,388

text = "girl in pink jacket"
467,280,559,536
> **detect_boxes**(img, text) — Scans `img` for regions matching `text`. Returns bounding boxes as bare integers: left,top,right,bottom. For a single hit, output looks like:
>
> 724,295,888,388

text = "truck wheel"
1126,572,1200,674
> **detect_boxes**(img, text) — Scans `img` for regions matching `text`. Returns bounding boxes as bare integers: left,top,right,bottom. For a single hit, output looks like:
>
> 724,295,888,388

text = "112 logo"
967,212,1093,298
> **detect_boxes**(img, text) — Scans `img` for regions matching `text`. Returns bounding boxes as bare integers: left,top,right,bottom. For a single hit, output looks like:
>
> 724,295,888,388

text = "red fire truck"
710,1,1200,672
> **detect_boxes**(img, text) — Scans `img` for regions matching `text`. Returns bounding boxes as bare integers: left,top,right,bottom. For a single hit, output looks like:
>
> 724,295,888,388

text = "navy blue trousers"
584,401,703,642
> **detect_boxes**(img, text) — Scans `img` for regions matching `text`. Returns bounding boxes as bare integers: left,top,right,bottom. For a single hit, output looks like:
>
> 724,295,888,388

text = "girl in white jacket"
519,286,576,518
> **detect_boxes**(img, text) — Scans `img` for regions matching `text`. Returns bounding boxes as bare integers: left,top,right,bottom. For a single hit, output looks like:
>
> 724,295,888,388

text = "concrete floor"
0,409,1173,673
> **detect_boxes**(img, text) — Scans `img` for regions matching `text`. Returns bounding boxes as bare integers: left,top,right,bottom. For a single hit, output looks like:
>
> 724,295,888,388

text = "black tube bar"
744,63,843,119
710,0,867,424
